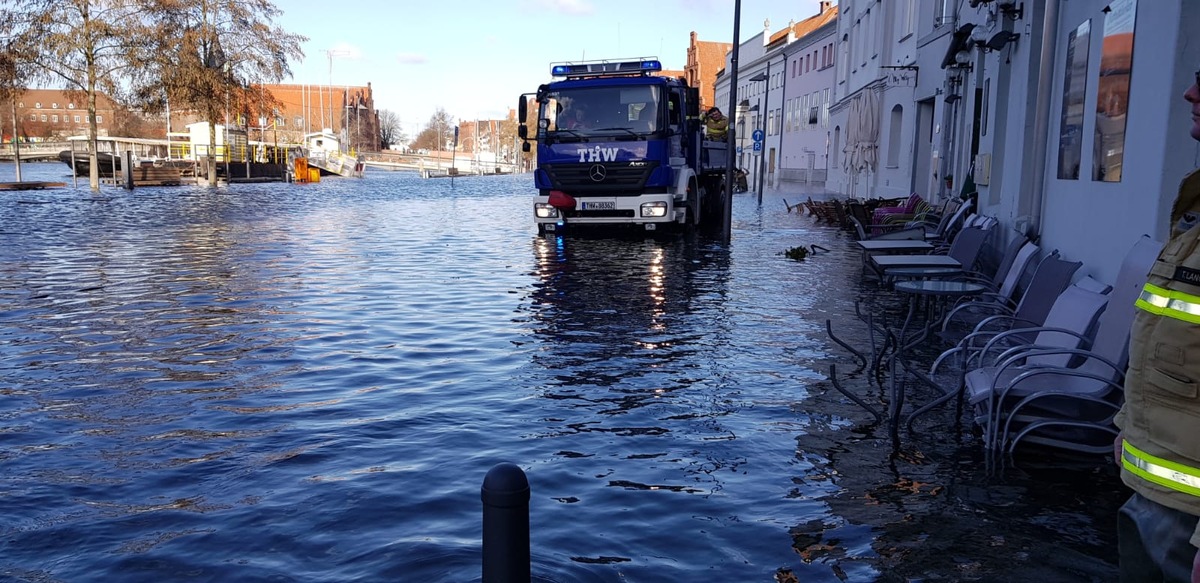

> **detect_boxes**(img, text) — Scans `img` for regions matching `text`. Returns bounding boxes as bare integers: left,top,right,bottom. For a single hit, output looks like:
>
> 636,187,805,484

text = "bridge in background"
363,151,524,176
0,141,70,162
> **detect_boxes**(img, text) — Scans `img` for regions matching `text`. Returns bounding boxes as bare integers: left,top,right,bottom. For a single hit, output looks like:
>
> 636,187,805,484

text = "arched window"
831,126,841,171
887,104,903,168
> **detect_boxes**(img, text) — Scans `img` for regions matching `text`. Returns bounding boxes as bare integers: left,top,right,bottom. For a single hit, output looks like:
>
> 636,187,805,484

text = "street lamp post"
749,60,772,204
721,0,743,245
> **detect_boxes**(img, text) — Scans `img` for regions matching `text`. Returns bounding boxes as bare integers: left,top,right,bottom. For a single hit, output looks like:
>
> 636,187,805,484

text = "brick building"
159,82,380,153
685,32,733,112
5,88,119,141
255,83,379,153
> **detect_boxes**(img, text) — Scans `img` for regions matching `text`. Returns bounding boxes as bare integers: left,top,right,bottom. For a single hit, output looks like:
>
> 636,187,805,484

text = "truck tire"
686,179,701,230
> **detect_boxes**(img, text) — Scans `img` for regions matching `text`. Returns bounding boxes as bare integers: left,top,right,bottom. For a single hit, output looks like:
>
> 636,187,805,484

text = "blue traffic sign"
752,141,763,153
736,145,744,154
752,129,765,142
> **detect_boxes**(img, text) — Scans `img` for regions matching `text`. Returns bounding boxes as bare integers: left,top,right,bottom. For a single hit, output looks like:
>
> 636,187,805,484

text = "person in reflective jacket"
1114,70,1200,583
704,107,728,141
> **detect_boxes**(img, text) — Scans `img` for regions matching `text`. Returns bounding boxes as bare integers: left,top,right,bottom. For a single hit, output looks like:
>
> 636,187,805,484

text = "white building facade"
779,19,838,188
825,0,1197,284
713,3,838,194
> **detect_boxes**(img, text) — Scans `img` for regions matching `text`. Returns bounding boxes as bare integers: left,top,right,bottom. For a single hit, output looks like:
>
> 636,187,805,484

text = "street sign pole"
756,60,772,205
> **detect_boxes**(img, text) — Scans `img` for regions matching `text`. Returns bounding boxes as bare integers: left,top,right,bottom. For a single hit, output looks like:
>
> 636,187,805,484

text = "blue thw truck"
518,58,729,235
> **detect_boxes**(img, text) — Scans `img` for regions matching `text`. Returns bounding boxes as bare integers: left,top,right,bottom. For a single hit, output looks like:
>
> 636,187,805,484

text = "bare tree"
6,1,153,190
0,12,35,181
136,0,305,185
377,109,404,150
409,108,455,154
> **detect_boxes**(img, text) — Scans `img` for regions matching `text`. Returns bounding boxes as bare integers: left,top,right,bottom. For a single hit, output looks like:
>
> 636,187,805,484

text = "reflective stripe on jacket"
1117,168,1200,517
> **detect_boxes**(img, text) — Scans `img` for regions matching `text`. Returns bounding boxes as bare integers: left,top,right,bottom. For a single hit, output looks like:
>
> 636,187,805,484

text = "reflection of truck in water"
517,58,729,235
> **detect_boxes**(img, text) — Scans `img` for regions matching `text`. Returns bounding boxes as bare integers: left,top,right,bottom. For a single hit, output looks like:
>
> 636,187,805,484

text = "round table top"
893,279,987,297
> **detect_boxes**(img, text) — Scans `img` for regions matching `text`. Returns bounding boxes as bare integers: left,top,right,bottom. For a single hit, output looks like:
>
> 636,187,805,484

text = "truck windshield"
540,85,661,139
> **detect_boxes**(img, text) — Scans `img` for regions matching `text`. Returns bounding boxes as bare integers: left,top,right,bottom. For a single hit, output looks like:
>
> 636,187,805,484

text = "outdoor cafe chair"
906,275,1112,437
965,235,1162,453
939,236,1040,322
932,250,1080,360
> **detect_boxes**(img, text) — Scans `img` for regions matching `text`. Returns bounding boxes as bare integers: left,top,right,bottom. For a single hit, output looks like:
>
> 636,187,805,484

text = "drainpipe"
775,53,789,191
1025,0,1059,239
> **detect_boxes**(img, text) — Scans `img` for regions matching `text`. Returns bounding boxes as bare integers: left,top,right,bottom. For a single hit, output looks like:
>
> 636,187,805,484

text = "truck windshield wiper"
551,128,586,138
594,127,641,139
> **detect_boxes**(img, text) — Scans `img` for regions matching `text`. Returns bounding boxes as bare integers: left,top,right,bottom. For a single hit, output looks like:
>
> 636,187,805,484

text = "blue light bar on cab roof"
550,58,662,78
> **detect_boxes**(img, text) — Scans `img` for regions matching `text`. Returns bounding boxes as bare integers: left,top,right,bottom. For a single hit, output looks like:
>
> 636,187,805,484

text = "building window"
40,115,46,121
18,101,23,107
904,0,917,37
822,89,831,127
52,102,58,109
74,115,80,123
68,103,75,109
295,117,303,127
51,115,58,122
887,104,903,167
96,115,103,123
30,114,36,121
35,102,41,108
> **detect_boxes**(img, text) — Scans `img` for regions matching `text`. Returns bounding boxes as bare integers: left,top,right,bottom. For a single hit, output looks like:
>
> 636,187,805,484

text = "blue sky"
274,0,832,137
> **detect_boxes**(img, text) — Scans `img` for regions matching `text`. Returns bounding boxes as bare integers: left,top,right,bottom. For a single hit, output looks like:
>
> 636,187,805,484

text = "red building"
4,88,120,142
685,32,733,112
254,83,379,153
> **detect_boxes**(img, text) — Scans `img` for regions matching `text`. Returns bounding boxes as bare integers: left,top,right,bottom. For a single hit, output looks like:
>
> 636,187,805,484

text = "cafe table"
884,279,987,439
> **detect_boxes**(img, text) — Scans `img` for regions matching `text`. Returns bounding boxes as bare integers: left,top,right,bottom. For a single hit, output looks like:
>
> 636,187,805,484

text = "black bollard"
481,462,530,583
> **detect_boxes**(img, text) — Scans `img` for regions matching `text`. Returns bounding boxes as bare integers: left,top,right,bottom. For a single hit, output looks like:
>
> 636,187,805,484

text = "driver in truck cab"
558,103,589,130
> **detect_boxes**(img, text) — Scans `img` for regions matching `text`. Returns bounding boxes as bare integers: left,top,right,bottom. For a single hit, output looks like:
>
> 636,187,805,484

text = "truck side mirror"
522,142,530,153
518,96,527,123
518,125,527,140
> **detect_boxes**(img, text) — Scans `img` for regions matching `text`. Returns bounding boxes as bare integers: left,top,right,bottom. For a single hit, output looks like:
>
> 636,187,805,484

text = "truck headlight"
535,203,559,218
640,202,668,218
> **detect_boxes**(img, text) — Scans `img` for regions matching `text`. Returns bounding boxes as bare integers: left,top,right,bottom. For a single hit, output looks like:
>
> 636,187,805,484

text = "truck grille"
542,161,658,195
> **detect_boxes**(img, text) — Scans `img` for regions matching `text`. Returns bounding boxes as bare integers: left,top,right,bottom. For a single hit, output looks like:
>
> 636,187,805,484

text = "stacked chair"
963,236,1162,454
898,249,1078,426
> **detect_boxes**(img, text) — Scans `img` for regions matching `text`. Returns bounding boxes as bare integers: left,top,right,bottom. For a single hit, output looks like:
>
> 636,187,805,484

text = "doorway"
912,99,934,197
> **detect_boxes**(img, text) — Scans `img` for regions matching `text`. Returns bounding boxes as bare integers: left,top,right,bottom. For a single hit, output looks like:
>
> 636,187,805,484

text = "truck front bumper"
534,194,685,231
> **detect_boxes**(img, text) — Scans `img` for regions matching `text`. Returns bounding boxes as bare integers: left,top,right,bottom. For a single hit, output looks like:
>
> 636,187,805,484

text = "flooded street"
0,163,1120,582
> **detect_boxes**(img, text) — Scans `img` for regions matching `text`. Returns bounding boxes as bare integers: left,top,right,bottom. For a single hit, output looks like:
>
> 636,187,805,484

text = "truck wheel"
684,180,701,231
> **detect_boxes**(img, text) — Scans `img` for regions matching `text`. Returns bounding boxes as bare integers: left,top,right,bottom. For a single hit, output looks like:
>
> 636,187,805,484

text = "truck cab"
518,58,727,235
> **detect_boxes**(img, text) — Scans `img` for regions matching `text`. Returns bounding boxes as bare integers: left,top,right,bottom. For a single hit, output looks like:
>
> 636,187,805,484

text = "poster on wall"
1057,20,1092,180
1093,0,1137,182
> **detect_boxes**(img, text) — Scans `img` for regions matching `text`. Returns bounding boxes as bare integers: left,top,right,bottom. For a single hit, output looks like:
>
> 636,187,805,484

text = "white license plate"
582,201,616,210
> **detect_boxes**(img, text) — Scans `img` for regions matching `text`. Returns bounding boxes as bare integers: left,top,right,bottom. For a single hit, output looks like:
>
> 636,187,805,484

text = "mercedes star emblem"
589,164,607,182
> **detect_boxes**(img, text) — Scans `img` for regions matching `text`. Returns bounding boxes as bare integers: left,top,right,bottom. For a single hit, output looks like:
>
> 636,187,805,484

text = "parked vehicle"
518,58,728,235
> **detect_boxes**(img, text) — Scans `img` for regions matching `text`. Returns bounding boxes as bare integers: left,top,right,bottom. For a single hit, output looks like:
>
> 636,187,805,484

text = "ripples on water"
0,163,1115,582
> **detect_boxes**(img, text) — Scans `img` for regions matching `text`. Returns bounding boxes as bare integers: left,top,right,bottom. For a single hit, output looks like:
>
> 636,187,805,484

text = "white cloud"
396,53,429,65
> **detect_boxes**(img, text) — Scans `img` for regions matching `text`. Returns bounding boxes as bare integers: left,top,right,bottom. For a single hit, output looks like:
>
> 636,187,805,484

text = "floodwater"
0,162,1121,582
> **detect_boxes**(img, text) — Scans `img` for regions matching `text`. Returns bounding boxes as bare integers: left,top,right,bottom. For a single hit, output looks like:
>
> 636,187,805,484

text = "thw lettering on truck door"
578,147,619,163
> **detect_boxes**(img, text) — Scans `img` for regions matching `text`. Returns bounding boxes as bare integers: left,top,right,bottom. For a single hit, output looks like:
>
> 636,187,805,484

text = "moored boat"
300,130,365,178
58,149,119,177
